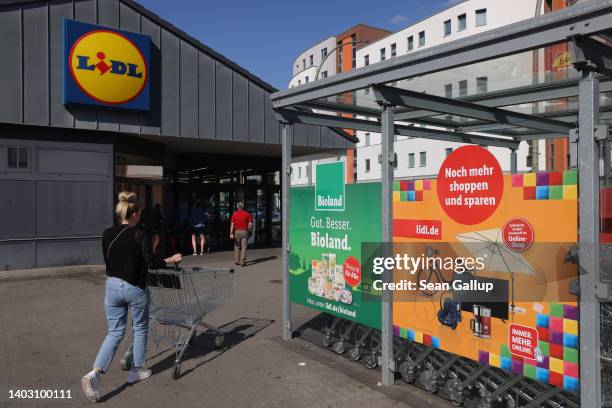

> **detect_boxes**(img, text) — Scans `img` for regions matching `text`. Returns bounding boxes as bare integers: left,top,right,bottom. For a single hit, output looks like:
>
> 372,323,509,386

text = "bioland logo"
315,161,345,211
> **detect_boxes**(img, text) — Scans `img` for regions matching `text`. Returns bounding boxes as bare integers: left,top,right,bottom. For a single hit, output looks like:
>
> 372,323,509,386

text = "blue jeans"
93,277,150,372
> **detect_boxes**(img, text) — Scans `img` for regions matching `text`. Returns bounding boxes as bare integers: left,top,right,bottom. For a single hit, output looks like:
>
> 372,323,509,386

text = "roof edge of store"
0,0,278,93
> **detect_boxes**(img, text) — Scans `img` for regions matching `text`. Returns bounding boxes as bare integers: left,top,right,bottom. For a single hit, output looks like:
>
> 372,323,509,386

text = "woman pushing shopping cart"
81,191,183,403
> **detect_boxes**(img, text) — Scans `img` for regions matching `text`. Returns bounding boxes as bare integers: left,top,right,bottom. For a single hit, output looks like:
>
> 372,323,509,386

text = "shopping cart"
121,265,234,379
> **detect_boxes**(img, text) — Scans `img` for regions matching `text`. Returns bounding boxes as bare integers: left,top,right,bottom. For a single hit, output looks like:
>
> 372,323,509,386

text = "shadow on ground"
244,256,277,266
99,317,274,401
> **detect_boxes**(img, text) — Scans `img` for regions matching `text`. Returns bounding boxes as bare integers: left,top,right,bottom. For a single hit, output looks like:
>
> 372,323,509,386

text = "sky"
137,0,461,90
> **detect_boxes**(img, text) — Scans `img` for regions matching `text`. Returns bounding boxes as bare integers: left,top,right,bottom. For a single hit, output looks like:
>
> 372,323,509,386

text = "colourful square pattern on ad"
395,325,440,349
393,179,432,202
512,171,577,200
477,303,579,392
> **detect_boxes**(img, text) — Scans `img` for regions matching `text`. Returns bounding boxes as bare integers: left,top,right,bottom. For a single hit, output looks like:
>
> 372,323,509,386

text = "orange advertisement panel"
391,146,578,392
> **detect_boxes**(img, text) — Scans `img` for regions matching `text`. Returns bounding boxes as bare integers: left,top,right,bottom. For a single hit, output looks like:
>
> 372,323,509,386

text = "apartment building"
289,0,560,185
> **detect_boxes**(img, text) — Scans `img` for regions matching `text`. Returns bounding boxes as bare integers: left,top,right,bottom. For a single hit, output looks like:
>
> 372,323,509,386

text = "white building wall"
289,36,337,88
352,0,541,182
290,153,346,186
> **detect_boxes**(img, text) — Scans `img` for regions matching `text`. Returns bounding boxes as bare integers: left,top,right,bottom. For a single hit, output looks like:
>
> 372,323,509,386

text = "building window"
549,143,555,169
309,54,314,66
337,46,343,72
365,133,371,146
444,20,451,36
418,31,425,47
298,166,302,178
445,147,453,157
380,48,386,61
7,146,28,168
407,36,414,51
458,14,467,31
351,35,357,68
458,79,468,97
391,43,397,57
476,77,488,93
364,55,369,66
321,47,328,60
321,71,328,79
298,80,301,85
378,154,382,164
365,159,371,173
302,59,306,69
419,151,427,167
305,76,309,83
408,153,415,168
475,9,487,26
445,83,453,98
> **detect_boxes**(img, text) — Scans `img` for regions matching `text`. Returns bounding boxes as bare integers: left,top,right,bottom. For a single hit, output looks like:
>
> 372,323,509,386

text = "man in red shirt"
229,202,253,266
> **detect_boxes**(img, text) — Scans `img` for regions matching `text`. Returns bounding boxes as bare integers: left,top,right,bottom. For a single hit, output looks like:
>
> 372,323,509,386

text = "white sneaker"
81,370,100,403
127,367,152,384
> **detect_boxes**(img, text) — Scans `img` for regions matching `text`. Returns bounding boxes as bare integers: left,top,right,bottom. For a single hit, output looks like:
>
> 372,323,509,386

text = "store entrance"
167,153,281,254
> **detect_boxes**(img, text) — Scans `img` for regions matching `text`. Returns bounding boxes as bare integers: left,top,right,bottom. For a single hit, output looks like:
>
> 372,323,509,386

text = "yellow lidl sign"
64,19,150,111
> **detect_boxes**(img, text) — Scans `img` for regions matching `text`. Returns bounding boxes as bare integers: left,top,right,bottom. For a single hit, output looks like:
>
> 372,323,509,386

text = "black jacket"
102,225,166,289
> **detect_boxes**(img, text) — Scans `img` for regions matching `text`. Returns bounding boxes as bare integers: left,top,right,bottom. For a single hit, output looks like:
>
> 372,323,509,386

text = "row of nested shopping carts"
121,265,234,379
313,314,581,408
602,302,612,406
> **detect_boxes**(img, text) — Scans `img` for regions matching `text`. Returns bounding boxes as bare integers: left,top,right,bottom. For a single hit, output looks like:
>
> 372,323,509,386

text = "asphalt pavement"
0,248,451,408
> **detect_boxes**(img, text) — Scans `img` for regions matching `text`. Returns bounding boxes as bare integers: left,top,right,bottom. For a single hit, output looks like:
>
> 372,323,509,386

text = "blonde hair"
116,191,141,221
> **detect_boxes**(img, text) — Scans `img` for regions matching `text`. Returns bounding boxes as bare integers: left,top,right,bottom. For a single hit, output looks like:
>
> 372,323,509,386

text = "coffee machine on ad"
470,304,491,339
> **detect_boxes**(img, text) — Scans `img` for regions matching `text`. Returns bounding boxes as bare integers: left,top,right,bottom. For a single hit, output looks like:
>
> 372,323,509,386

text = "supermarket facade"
0,0,351,269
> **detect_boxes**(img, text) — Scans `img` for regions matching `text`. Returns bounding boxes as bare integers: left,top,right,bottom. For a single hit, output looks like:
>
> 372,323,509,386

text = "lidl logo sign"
315,161,345,211
64,19,150,111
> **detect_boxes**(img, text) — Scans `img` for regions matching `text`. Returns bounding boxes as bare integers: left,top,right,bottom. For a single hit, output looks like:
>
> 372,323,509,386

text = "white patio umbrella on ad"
455,228,537,313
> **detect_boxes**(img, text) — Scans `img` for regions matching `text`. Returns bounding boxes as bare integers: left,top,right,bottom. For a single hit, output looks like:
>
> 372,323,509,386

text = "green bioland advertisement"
289,162,381,329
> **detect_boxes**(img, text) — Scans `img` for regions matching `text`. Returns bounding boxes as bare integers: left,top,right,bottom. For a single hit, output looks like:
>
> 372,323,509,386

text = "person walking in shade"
229,202,253,267
81,192,182,403
189,200,207,255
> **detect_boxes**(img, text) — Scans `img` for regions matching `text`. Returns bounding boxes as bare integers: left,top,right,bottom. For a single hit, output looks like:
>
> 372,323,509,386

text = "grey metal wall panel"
38,148,110,176
49,1,74,128
96,0,120,131
232,73,248,141
215,62,232,140
263,91,279,144
293,123,308,146
23,5,49,125
179,41,198,138
0,242,35,270
198,52,215,139
0,180,35,239
307,125,321,147
72,0,98,129
161,28,179,136
334,131,348,148
321,127,334,148
36,238,103,267
248,82,264,143
118,1,141,133
36,180,111,237
97,0,119,26
0,7,22,124
140,15,161,135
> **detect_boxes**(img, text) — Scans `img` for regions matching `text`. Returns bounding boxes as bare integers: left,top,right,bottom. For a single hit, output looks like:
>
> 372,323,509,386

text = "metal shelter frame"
271,1,612,406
